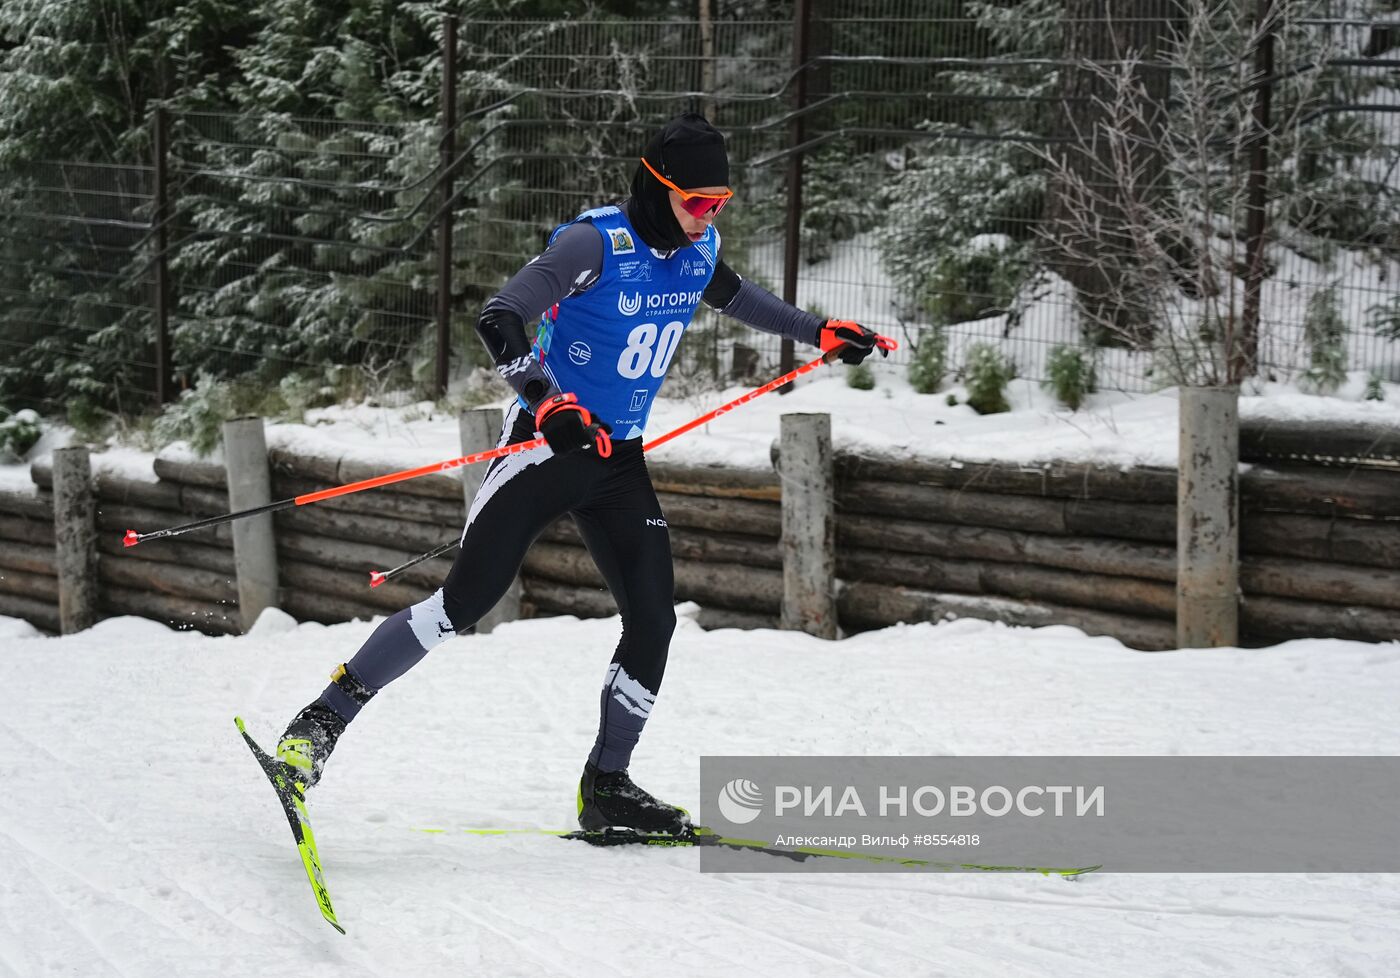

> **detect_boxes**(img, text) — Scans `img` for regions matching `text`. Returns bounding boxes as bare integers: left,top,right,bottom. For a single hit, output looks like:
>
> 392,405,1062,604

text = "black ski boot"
275,701,345,790
275,664,375,789
577,762,692,836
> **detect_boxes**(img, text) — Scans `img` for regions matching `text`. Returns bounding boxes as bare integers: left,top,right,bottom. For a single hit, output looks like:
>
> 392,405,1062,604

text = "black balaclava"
627,112,730,253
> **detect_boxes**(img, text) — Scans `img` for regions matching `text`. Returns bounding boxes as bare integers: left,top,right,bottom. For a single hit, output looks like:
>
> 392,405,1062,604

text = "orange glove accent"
819,320,896,364
534,393,613,457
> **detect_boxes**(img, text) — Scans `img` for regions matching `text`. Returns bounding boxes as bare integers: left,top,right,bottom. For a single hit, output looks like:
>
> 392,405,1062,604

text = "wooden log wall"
0,413,1395,650
516,460,784,629
125,450,789,633
14,459,240,634
831,444,1400,649
0,485,59,632
830,456,1178,650
266,448,463,624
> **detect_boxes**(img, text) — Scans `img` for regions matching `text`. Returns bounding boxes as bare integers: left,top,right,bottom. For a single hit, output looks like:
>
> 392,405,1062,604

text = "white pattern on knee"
407,588,457,651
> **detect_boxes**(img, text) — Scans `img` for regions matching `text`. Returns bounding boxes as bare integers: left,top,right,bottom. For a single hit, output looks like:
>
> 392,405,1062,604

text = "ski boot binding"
577,761,692,840
275,664,375,789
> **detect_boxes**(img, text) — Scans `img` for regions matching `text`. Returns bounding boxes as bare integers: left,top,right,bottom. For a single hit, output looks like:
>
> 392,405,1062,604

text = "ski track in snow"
1,610,1398,977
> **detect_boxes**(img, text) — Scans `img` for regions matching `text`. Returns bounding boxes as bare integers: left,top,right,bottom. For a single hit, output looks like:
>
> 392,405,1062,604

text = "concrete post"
459,406,517,632
780,413,837,639
223,416,279,631
1177,386,1240,648
52,446,98,633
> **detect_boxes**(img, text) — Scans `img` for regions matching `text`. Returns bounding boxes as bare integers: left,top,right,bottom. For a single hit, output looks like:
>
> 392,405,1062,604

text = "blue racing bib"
528,206,719,440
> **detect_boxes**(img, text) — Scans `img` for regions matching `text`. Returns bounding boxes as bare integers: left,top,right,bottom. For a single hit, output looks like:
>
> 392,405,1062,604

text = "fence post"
52,447,98,634
1237,0,1277,383
698,0,717,122
780,413,836,639
1177,386,1240,648
223,417,279,631
435,14,458,399
152,104,174,405
459,406,517,633
779,0,814,394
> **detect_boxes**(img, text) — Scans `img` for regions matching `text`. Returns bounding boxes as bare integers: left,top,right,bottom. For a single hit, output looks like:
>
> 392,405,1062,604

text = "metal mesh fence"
454,15,795,386
454,0,1400,395
0,161,158,418
1254,9,1400,386
1,0,1396,415
165,111,439,389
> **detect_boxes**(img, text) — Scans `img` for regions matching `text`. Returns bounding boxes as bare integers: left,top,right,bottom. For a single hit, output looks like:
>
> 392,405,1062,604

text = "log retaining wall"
0,415,1395,649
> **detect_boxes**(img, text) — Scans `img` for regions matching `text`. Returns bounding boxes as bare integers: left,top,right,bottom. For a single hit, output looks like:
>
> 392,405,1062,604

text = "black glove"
533,392,613,457
819,319,892,365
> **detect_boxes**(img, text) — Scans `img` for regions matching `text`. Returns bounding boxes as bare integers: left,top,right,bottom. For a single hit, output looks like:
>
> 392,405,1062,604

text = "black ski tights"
316,403,676,773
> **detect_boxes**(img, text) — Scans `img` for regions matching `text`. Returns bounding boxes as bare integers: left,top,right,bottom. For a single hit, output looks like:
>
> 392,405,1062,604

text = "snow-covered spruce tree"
0,406,43,462
165,0,454,393
741,2,969,269
1272,2,1400,257
0,0,253,416
846,361,876,390
794,148,884,265
879,138,1043,326
877,0,1054,328
0,0,251,163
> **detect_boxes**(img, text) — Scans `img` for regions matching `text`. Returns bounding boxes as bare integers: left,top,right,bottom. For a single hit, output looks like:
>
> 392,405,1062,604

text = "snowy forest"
1,0,1398,448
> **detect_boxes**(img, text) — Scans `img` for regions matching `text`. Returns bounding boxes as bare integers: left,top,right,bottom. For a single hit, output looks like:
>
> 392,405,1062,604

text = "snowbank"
1,610,1396,976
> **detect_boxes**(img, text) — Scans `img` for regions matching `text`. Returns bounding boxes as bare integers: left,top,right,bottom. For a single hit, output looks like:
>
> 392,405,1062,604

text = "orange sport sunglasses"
640,157,734,218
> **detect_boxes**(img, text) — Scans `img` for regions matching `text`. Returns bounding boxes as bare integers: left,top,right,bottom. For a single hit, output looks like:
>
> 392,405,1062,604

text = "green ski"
235,716,345,934
414,825,1100,878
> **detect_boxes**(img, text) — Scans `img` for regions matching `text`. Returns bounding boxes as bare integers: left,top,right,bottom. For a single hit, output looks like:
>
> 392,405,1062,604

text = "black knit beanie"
627,113,730,252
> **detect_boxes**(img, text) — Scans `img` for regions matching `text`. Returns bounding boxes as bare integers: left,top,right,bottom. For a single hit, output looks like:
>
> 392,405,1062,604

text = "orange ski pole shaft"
642,351,835,453
642,334,896,453
123,436,546,548
368,353,850,588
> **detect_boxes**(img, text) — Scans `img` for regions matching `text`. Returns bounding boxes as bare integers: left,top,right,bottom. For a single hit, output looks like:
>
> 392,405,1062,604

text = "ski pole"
122,436,547,548
369,539,459,588
642,337,896,452
364,338,898,589
640,351,833,452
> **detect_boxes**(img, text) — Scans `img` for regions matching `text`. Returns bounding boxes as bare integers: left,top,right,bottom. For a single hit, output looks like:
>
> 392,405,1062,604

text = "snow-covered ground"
2,607,1397,978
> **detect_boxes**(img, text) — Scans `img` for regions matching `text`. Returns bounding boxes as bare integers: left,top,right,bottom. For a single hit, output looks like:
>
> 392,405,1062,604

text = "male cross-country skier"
272,112,888,837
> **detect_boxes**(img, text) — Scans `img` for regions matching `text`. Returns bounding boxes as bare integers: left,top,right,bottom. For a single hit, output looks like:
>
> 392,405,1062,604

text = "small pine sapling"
1043,344,1097,410
1365,371,1385,402
0,407,42,461
963,343,1015,415
1302,284,1347,395
908,330,948,394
